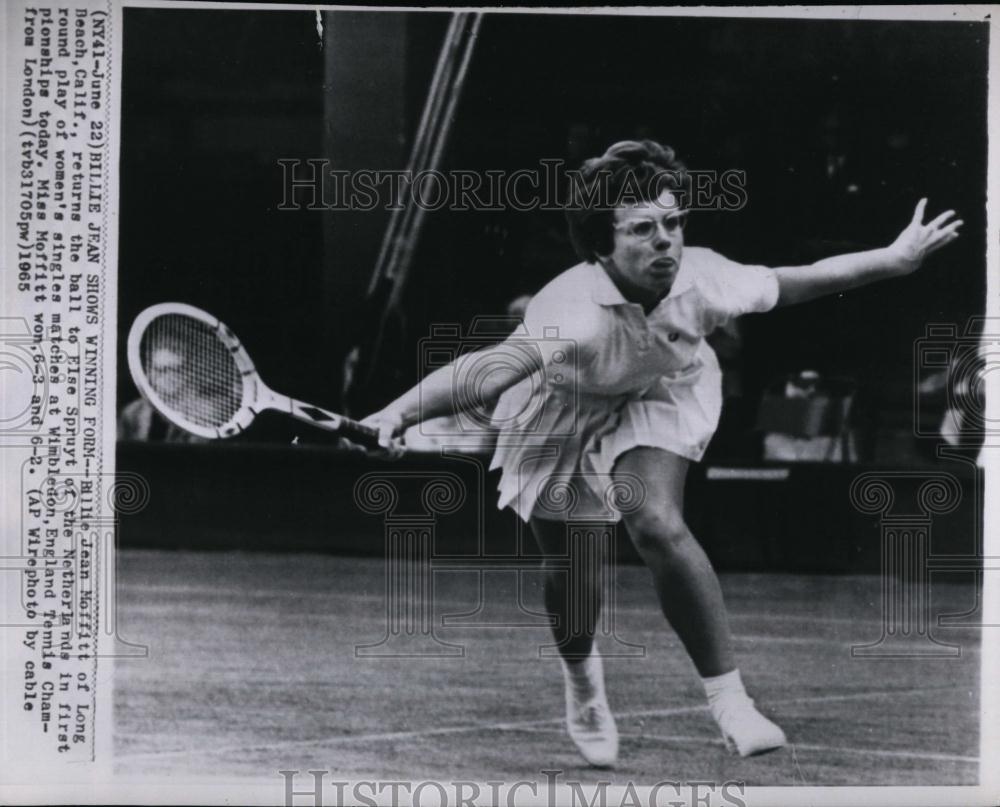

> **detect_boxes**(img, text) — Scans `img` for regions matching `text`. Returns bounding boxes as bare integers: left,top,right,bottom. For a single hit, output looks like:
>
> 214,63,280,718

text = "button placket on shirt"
650,293,688,352
626,305,651,352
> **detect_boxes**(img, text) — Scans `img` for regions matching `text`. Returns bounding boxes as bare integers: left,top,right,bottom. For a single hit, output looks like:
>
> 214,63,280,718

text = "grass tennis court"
113,549,979,786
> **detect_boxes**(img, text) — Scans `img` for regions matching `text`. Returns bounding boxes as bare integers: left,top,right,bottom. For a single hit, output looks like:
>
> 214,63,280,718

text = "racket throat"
268,391,380,448
260,390,334,427
289,398,345,430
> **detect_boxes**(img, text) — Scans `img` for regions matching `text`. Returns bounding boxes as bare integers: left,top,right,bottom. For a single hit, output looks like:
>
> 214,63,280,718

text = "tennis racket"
126,302,382,448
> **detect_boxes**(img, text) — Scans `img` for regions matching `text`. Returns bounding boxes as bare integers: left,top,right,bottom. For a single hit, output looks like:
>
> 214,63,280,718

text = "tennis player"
361,140,961,766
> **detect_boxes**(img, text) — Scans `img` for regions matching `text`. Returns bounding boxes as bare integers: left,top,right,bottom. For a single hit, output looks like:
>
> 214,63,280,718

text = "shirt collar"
588,258,694,308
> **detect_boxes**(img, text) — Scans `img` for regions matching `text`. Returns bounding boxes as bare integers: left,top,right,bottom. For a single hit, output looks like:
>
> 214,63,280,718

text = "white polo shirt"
489,246,779,523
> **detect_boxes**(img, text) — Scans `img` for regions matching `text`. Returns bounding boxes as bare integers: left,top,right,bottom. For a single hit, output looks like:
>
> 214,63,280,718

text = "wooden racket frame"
127,302,380,446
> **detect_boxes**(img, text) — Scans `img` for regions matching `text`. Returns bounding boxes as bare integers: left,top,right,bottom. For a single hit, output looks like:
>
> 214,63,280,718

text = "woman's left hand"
886,198,963,275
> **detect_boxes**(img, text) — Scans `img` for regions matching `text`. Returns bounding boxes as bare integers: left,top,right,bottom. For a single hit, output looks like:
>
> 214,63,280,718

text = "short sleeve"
519,286,601,369
692,248,779,330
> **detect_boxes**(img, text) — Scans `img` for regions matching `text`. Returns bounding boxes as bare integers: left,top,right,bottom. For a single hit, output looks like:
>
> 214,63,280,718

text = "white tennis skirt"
490,348,723,523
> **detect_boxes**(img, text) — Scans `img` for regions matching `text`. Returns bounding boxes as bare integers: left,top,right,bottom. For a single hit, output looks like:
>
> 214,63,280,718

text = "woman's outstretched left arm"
773,199,962,307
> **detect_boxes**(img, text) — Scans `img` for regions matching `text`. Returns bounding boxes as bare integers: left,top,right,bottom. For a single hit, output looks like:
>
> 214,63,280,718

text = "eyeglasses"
614,211,689,241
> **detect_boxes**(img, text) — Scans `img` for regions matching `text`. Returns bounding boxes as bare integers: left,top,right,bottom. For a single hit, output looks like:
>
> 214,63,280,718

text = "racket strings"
139,314,245,430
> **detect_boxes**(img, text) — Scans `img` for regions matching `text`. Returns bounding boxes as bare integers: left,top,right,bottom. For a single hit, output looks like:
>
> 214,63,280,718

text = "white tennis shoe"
565,690,619,767
712,693,786,757
561,648,618,767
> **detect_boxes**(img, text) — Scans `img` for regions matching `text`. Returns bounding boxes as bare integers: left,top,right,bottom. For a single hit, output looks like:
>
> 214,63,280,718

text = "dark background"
118,9,988,451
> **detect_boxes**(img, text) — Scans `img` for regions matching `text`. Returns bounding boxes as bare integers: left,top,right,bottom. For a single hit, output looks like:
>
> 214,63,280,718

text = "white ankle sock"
701,668,746,710
561,646,604,700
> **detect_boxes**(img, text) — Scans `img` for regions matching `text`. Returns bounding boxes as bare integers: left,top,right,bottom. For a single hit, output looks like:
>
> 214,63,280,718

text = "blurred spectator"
506,294,532,320
119,342,212,442
704,319,752,459
917,348,986,456
117,397,206,443
759,370,858,462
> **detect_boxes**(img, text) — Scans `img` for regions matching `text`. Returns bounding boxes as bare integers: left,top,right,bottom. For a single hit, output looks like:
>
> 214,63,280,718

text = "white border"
3,2,996,804
121,2,993,23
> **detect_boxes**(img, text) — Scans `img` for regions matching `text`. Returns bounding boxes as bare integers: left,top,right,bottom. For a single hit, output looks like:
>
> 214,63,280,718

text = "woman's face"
600,188,686,303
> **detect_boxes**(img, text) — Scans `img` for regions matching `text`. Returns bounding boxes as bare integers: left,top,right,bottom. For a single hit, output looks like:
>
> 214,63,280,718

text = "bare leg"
529,516,603,661
613,446,785,755
530,515,619,766
613,447,734,676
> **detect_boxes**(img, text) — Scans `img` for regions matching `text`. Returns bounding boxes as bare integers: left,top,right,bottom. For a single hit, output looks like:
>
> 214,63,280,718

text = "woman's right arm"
360,338,542,449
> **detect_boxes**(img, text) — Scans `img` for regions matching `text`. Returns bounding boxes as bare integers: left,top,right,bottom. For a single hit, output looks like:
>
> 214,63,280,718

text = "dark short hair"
565,140,690,262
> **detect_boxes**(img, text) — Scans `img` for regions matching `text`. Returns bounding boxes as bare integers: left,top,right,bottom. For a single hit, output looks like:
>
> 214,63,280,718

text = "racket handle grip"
286,399,384,450
337,418,382,450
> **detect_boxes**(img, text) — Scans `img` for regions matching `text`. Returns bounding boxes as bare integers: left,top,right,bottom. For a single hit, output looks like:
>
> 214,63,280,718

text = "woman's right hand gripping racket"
126,302,386,451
